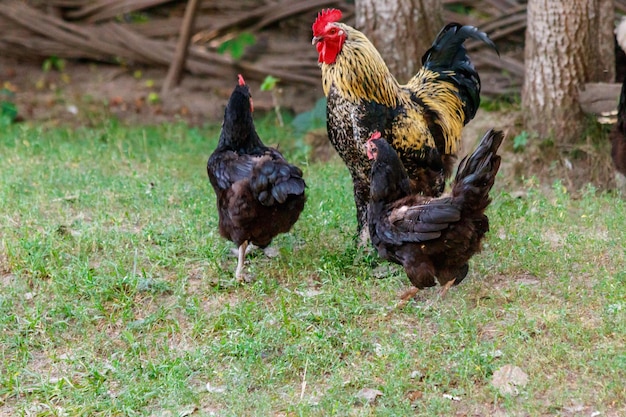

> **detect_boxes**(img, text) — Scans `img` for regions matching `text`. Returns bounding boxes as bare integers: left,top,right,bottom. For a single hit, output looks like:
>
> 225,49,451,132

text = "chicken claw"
395,287,419,309
438,279,455,298
235,240,249,282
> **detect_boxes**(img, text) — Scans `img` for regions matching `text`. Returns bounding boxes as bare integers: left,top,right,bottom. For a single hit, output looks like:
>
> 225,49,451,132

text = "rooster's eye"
329,28,336,35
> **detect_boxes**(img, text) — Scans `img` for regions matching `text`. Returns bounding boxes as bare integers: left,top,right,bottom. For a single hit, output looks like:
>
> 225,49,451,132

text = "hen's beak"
312,36,322,45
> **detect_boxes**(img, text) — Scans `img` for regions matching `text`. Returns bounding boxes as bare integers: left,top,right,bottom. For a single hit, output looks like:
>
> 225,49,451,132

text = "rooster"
312,8,497,240
207,74,306,281
366,129,503,301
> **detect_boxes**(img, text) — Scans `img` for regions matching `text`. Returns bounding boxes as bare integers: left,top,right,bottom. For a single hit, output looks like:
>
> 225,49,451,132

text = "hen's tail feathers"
451,129,503,211
422,23,498,123
251,159,306,206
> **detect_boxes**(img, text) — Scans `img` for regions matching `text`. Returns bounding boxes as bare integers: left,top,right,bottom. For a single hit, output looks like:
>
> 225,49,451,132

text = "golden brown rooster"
312,9,497,240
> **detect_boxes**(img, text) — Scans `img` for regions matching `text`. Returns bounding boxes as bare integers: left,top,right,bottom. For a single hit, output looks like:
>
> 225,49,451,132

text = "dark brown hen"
207,75,306,280
366,129,503,300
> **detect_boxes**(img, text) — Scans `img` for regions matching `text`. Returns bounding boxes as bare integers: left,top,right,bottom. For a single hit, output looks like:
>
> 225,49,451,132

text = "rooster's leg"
438,279,455,298
395,286,419,309
235,240,249,282
353,179,370,247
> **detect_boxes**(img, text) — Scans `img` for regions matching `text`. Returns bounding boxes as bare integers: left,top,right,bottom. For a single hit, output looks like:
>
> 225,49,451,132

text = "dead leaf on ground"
371,263,398,279
355,387,383,404
409,370,424,380
516,273,541,286
407,390,423,402
206,382,227,394
295,288,323,297
262,246,280,258
178,406,197,417
491,364,529,396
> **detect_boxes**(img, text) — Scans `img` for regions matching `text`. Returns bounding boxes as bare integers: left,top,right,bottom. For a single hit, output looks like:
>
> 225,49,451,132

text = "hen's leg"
230,243,257,258
438,279,455,298
396,287,419,309
235,240,249,282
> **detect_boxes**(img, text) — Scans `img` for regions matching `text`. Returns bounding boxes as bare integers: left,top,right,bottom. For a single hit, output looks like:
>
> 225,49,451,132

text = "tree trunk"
355,0,443,83
593,0,615,82
522,0,615,144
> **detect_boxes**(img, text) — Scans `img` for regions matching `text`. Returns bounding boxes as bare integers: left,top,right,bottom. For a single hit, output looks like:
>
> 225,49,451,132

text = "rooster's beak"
312,36,321,45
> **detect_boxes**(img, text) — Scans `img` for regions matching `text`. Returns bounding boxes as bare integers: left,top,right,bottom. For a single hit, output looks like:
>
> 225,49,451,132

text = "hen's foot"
230,244,279,259
438,279,455,298
395,287,419,309
235,241,249,283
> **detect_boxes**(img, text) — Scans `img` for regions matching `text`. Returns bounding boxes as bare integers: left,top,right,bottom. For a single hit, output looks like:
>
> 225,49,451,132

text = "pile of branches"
0,0,344,86
1,0,626,95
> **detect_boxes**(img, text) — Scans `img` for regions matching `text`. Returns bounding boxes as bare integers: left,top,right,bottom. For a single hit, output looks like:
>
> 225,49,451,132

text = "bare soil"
0,57,322,127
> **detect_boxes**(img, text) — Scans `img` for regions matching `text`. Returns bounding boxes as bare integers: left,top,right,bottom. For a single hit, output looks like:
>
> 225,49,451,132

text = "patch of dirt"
461,108,617,193
1,56,322,127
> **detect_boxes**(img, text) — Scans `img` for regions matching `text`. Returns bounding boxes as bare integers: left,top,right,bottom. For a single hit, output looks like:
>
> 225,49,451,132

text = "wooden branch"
162,0,201,94
192,0,348,44
8,0,626,98
65,0,177,23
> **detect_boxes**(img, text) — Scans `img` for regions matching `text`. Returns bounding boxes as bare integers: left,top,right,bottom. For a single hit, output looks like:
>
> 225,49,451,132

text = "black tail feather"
422,23,497,68
422,23,498,123
452,129,503,209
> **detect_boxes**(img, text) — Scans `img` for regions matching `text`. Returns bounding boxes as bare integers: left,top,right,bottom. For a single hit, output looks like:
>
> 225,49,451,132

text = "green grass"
0,119,625,416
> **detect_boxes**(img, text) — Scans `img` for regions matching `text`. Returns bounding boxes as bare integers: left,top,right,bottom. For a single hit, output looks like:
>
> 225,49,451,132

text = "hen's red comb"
368,131,382,141
237,74,245,86
312,9,342,36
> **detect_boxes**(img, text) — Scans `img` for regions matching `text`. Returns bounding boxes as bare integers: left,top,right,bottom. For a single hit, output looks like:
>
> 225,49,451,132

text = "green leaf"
260,76,280,91
42,56,66,73
513,131,529,152
217,32,257,60
292,97,327,135
42,59,52,73
0,101,17,122
0,88,15,99
147,92,160,104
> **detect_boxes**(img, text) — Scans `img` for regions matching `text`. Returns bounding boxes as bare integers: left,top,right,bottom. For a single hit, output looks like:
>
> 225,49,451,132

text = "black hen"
207,74,306,280
366,129,503,300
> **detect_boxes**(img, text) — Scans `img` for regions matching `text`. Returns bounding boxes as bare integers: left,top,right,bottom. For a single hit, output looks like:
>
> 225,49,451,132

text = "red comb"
368,131,382,141
237,74,245,86
312,9,342,36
